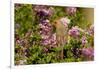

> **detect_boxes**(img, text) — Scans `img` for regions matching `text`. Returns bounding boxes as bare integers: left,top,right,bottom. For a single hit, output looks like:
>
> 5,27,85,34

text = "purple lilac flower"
41,35,49,39
82,47,94,57
68,26,80,38
49,33,57,47
41,33,57,47
40,19,50,24
88,25,94,36
34,5,46,12
39,20,52,34
65,7,77,15
81,36,88,45
42,39,50,46
60,17,70,27
34,6,54,17
16,39,25,46
35,6,57,47
43,47,48,52
39,19,57,47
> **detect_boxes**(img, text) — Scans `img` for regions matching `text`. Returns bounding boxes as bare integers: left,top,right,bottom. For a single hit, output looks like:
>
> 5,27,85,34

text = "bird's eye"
54,21,57,24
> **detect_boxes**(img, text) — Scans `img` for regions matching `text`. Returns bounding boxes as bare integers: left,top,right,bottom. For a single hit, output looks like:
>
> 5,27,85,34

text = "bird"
52,17,70,59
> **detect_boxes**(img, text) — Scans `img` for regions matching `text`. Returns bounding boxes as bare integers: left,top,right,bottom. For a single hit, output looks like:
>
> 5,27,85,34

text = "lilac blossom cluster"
81,36,88,46
15,34,24,46
34,5,54,18
82,47,94,58
65,7,77,15
60,17,70,27
68,26,80,38
39,19,57,47
35,6,57,48
88,25,94,36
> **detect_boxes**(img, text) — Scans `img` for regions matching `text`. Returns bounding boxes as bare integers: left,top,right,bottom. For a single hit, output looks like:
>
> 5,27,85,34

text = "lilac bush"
15,4,94,65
